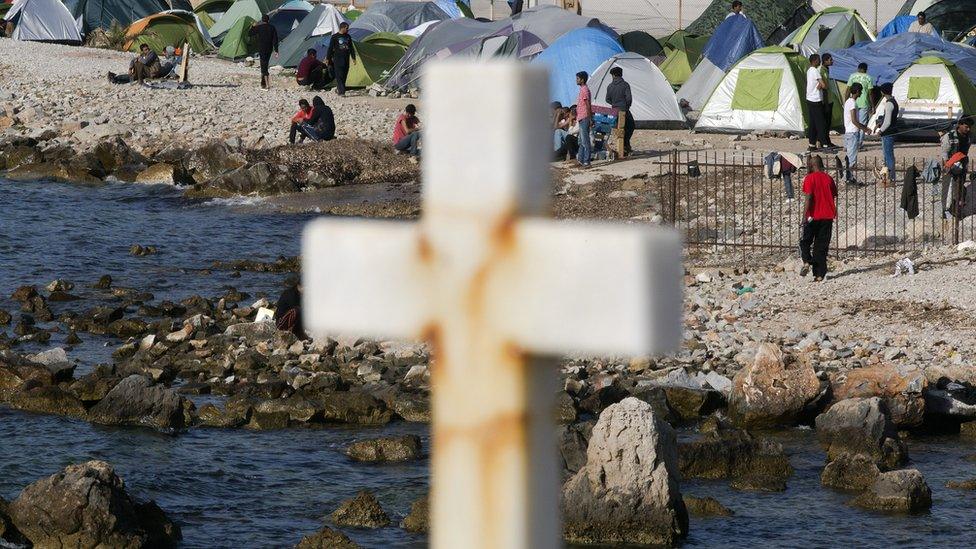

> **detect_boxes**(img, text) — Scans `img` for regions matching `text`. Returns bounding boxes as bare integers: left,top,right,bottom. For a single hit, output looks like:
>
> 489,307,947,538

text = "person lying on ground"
393,104,422,157
289,98,314,144
297,96,336,142
107,43,163,85
296,49,327,90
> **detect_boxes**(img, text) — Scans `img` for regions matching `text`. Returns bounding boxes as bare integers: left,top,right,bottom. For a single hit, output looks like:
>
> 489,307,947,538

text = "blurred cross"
302,60,682,549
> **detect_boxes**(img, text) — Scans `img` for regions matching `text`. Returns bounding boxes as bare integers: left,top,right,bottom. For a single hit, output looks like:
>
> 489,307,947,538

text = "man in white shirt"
843,83,870,185
806,54,829,152
908,11,935,35
726,0,744,19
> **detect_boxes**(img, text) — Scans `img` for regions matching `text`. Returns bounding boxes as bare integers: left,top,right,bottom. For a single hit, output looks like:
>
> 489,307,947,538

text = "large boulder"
851,469,932,513
345,435,422,463
88,375,195,430
561,397,688,546
330,491,390,528
295,526,361,548
8,461,180,548
815,397,907,470
679,429,793,492
729,343,823,429
319,391,393,425
401,495,428,533
0,351,55,395
185,141,247,185
821,453,882,491
829,365,926,429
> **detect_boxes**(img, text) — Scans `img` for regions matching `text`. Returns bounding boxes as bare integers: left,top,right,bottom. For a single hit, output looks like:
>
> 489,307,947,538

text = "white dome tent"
5,0,82,44
589,52,687,129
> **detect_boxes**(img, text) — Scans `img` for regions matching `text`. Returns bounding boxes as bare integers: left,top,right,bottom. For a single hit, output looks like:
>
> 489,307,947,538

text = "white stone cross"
302,61,682,549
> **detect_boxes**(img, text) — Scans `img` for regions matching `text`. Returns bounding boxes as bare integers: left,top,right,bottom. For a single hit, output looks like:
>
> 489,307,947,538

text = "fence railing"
653,149,974,258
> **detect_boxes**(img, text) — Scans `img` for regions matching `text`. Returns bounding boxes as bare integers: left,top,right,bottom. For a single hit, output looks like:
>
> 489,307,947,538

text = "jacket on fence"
901,166,919,219
763,152,781,179
941,173,976,219
922,159,941,183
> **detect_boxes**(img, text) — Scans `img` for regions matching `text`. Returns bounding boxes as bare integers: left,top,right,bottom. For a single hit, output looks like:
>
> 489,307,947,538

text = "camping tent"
193,0,232,28
217,15,255,59
5,0,81,44
659,31,708,87
878,15,916,38
124,11,213,53
620,30,663,59
892,56,976,130
532,27,624,107
590,53,687,129
268,0,311,40
71,0,169,33
207,0,280,39
696,46,839,133
781,7,874,56
827,32,976,86
898,0,976,41
315,32,413,88
349,1,452,40
275,3,348,68
687,0,814,44
677,15,764,111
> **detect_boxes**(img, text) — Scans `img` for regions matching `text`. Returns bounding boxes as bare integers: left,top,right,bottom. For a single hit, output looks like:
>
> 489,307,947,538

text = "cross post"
302,60,682,549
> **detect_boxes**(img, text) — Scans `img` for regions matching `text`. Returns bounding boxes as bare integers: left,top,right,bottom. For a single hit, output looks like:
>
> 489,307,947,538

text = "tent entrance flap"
731,68,782,111
908,76,941,100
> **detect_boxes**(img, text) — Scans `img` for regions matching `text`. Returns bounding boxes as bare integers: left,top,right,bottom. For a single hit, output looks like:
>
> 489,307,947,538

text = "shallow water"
2,178,976,548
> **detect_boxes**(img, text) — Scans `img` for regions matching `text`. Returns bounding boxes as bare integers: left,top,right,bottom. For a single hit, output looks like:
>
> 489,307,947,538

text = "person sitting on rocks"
289,98,314,144
274,277,307,339
107,43,163,85
158,46,180,77
393,104,421,157
297,95,336,142
296,48,327,90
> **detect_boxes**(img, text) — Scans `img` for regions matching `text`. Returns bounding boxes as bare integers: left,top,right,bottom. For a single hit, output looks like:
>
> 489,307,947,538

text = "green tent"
124,12,213,53
620,30,663,58
208,0,281,39
344,9,362,22
346,32,414,88
218,15,256,59
687,0,814,45
893,56,976,129
194,0,234,29
455,0,473,18
659,31,708,87
780,7,874,56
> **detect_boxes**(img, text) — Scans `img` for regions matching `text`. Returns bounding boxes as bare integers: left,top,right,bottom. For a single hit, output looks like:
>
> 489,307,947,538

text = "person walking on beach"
606,66,634,156
874,83,900,185
326,22,356,96
843,83,870,185
800,155,838,282
805,54,829,152
576,71,593,168
250,15,279,90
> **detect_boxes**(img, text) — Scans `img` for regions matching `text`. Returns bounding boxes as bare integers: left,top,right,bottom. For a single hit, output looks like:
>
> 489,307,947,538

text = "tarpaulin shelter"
348,1,452,40
268,0,311,40
275,3,348,67
687,0,814,45
658,30,708,87
590,53,687,129
4,0,81,44
898,0,976,41
826,32,976,86
71,0,169,34
208,0,280,39
124,11,213,52
677,14,764,111
696,46,841,134
193,0,233,29
531,26,624,107
892,56,976,130
878,14,917,39
780,7,874,56
620,30,663,59
217,14,254,58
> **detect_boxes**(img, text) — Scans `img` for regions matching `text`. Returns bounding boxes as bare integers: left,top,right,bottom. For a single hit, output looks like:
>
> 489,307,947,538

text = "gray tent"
276,4,348,67
348,1,450,39
384,5,615,91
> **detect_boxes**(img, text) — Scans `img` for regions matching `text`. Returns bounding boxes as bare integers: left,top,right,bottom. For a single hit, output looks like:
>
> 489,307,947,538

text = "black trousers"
800,220,833,278
823,102,833,145
259,51,272,77
297,65,326,90
623,111,635,153
807,100,829,148
333,62,349,95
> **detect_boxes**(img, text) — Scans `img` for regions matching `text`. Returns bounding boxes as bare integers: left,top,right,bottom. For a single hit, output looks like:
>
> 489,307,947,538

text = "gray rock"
729,343,823,429
345,435,422,463
25,348,75,382
331,491,390,528
851,469,932,513
821,453,881,491
815,397,907,470
295,526,361,549
88,375,194,430
561,397,688,546
401,495,428,533
224,320,277,343
683,495,734,517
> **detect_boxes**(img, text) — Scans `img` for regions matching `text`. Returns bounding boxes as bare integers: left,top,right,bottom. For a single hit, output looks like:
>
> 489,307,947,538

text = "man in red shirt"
800,155,838,281
296,49,326,90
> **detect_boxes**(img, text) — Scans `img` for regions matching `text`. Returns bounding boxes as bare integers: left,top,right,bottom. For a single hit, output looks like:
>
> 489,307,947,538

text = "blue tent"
677,14,764,110
878,15,917,39
827,32,976,85
532,27,623,106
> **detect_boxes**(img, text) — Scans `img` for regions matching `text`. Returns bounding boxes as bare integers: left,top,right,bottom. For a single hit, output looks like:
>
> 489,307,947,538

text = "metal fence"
653,149,976,258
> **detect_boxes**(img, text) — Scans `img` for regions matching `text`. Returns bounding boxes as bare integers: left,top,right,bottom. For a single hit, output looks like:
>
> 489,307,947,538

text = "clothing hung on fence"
922,159,941,184
763,151,798,199
901,165,919,219
941,173,976,220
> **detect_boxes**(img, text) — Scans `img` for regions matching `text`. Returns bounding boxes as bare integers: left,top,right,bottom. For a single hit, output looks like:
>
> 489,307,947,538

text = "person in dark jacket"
249,14,279,89
326,22,356,96
274,277,306,339
509,0,523,15
298,96,336,142
606,66,635,156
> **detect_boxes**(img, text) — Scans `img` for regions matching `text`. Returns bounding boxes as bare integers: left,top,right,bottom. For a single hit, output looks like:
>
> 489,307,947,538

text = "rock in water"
561,397,688,546
821,453,882,491
295,526,361,548
88,375,194,430
679,428,793,492
815,397,907,470
683,495,734,517
8,461,180,548
729,343,823,429
331,491,391,528
345,435,422,463
851,469,932,513
401,495,429,533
